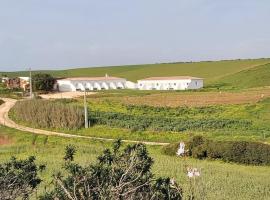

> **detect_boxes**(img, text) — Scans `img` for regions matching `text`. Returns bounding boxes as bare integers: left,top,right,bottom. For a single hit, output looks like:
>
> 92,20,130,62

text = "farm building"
137,76,203,90
56,76,132,92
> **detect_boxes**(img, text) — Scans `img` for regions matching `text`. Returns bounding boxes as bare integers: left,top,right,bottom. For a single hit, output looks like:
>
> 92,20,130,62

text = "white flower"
187,167,201,178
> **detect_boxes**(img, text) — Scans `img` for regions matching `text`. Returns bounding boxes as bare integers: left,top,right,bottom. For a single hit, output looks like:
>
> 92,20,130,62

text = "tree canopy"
32,73,55,92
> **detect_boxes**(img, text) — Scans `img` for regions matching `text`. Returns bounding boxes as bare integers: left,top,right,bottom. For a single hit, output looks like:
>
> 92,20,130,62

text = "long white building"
57,76,129,92
137,76,203,90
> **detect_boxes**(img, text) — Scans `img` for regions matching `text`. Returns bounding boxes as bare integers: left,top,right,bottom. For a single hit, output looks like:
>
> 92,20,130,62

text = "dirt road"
0,98,169,146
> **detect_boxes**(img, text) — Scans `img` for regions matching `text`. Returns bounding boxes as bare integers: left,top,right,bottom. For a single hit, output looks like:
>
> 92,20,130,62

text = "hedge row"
90,111,252,132
163,136,270,165
12,100,84,129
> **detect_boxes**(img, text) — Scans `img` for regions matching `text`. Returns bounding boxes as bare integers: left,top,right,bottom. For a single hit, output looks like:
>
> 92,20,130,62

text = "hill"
1,58,270,87
215,63,270,89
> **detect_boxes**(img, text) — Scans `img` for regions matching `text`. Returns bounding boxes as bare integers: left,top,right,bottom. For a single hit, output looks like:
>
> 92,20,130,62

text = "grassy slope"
216,63,270,89
0,125,270,200
1,58,270,85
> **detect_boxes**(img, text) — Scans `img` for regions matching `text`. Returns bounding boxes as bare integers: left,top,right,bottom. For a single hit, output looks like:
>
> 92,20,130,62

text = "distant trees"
32,73,55,92
41,140,183,200
0,156,45,200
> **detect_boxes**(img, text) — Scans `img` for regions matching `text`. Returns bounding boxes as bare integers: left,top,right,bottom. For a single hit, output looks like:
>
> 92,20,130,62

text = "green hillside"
1,58,270,86
216,63,270,89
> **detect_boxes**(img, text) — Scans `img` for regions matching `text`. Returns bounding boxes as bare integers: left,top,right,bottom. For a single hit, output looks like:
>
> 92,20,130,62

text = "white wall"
57,79,127,92
137,79,203,90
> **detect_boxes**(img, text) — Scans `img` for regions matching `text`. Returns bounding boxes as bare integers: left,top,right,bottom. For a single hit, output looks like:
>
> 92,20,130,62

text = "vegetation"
32,73,55,92
0,83,23,99
217,63,270,89
0,156,45,200
90,110,252,132
0,126,270,199
164,136,270,165
41,141,182,200
0,99,4,105
12,100,84,129
1,58,270,88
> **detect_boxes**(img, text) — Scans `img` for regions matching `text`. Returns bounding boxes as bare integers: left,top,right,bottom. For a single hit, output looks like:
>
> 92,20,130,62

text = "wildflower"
187,167,201,178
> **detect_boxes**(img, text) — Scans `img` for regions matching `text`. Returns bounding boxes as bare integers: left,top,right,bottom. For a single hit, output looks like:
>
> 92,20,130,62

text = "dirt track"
0,98,169,146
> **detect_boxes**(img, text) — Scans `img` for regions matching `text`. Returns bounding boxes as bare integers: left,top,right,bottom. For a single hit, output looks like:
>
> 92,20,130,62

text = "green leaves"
41,140,183,199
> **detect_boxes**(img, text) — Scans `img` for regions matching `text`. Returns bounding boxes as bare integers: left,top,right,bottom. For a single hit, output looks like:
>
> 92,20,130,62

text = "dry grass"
96,88,270,107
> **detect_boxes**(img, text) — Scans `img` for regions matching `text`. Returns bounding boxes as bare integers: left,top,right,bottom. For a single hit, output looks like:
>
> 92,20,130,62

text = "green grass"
0,125,270,200
216,63,270,89
1,58,270,87
10,97,270,144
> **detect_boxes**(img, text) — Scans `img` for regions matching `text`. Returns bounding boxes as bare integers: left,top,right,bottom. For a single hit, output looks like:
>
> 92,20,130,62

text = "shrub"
32,73,55,92
162,143,179,156
0,156,45,199
164,136,270,165
40,140,183,200
12,100,84,129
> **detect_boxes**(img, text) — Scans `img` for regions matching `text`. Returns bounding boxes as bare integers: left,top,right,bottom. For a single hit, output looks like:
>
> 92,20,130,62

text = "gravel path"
0,98,169,146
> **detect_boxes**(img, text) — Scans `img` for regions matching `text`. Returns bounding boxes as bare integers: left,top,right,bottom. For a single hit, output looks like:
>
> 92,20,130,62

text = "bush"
41,140,183,200
164,136,270,165
0,156,45,199
32,73,55,92
12,99,84,129
162,143,179,156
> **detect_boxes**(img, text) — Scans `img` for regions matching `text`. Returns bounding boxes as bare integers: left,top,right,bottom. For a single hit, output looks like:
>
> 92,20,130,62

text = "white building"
56,76,129,92
137,76,203,90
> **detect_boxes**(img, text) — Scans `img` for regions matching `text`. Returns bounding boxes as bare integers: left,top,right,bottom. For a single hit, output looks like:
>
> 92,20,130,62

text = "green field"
0,125,270,200
1,58,270,88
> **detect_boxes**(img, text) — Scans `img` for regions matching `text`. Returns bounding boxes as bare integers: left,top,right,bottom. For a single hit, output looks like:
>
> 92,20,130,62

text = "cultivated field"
86,88,270,107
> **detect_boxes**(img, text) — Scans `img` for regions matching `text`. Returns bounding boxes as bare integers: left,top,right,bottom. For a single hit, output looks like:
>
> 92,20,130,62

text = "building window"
156,83,159,86
195,81,198,86
174,83,176,86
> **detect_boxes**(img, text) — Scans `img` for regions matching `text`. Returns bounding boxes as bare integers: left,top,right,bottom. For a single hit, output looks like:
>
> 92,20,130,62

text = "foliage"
90,111,252,132
0,156,45,200
165,136,270,165
41,140,183,200
32,73,55,92
12,99,84,129
0,99,4,105
1,126,270,199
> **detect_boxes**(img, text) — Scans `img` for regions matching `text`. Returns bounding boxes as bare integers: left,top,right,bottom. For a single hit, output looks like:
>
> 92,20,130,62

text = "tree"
0,156,45,200
32,73,55,92
41,140,183,200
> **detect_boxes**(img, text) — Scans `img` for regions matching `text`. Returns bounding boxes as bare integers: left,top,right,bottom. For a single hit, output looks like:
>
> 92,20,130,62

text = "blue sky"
0,0,270,71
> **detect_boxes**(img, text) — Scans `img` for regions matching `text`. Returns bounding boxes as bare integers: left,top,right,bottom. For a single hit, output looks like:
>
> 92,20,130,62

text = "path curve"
0,98,169,146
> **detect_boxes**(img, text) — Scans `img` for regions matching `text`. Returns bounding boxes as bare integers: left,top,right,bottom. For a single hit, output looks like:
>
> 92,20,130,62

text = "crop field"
85,88,270,107
10,92,270,144
0,125,270,200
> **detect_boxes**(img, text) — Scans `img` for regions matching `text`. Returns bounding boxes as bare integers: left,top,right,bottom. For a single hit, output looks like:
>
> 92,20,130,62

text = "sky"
0,0,270,71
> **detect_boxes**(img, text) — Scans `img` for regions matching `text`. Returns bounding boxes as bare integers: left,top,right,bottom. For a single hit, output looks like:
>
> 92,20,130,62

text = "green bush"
164,136,270,165
12,100,84,129
162,143,179,156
